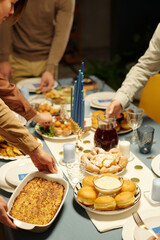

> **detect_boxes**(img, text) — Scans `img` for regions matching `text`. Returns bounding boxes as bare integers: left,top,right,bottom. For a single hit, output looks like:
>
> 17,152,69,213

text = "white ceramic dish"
7,171,68,233
85,92,115,109
74,181,141,215
16,78,58,92
122,209,160,240
0,159,63,193
35,124,76,141
151,154,160,177
0,138,43,160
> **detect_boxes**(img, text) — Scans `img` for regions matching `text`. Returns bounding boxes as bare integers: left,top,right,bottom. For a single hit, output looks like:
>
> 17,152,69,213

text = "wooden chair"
139,74,160,124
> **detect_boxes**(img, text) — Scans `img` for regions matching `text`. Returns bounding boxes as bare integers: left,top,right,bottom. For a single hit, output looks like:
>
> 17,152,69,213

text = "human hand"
147,235,160,240
33,112,53,128
105,100,123,118
39,71,54,92
29,145,58,173
0,61,13,80
0,196,17,229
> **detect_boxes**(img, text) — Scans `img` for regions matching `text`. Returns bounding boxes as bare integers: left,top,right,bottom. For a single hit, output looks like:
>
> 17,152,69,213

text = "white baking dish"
7,171,69,233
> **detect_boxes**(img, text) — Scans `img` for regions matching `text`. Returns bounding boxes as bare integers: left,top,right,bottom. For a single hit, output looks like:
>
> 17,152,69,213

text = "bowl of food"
54,120,72,136
7,171,69,233
93,174,123,195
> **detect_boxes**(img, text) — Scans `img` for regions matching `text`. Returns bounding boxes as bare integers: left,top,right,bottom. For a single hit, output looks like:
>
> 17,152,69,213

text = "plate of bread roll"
91,110,132,135
74,174,141,215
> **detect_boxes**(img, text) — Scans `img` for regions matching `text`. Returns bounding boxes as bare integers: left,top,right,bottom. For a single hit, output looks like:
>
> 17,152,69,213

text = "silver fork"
132,211,158,239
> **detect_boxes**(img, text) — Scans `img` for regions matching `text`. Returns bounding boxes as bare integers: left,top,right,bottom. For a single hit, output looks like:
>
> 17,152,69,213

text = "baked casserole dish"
7,172,69,233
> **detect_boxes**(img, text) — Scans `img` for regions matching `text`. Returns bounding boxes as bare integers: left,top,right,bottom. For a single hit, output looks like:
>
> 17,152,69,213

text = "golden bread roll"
120,119,131,130
94,196,116,211
121,180,137,195
82,175,95,188
123,109,134,118
101,173,119,179
115,191,135,209
115,121,120,132
77,186,98,205
92,110,104,129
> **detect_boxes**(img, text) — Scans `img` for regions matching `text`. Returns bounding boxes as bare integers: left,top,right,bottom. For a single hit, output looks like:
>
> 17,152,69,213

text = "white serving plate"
74,181,141,215
0,138,43,161
35,124,76,141
7,172,68,233
16,78,58,92
122,209,160,240
0,159,63,193
85,92,115,109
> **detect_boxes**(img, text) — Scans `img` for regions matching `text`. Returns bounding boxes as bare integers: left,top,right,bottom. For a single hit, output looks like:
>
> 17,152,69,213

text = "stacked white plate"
85,92,115,109
0,158,63,193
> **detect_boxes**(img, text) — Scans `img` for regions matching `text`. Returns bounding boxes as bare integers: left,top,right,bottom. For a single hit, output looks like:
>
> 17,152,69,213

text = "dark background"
64,0,160,90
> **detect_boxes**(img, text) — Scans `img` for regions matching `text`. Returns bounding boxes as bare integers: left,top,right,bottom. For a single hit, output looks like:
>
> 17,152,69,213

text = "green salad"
38,125,55,137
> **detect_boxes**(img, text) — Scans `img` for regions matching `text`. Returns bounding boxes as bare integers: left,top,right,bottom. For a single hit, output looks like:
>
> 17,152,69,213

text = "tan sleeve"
46,0,75,74
0,20,11,62
0,76,37,121
114,23,160,109
0,99,39,155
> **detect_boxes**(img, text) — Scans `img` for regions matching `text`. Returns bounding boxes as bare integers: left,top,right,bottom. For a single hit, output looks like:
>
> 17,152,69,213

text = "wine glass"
126,108,144,144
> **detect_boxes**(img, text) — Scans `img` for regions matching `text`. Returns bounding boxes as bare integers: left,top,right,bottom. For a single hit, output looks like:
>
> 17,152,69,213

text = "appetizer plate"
7,172,69,233
0,159,63,192
73,181,141,215
85,92,115,109
16,78,58,92
86,167,127,176
122,209,160,240
151,154,160,177
35,124,76,141
0,138,43,161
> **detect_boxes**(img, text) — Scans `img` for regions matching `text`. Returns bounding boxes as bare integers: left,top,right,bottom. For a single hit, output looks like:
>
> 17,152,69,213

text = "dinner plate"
0,159,63,193
74,181,141,215
16,78,58,92
35,124,76,141
85,92,115,109
122,209,160,240
0,138,43,160
29,94,53,106
86,167,127,176
5,160,37,186
151,154,160,177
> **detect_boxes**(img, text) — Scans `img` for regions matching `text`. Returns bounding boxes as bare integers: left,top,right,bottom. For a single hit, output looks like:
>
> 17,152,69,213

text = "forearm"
0,76,36,120
0,99,39,155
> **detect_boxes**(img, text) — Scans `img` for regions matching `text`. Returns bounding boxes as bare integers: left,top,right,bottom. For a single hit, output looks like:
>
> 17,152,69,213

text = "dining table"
0,76,160,240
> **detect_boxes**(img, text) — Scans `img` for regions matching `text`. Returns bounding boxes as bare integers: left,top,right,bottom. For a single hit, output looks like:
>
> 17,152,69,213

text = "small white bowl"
7,171,69,233
93,175,123,195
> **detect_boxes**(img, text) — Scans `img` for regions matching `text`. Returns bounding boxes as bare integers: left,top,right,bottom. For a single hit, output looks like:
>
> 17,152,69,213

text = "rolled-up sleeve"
114,23,160,109
0,99,39,154
0,75,36,121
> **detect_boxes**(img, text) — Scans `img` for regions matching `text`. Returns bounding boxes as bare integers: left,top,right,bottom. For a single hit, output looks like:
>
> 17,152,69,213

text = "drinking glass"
126,108,144,144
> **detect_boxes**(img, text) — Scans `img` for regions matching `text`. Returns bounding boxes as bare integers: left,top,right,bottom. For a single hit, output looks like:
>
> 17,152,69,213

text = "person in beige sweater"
106,23,160,119
0,0,75,92
0,0,57,229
